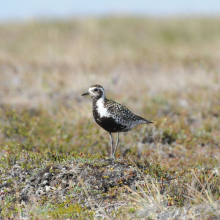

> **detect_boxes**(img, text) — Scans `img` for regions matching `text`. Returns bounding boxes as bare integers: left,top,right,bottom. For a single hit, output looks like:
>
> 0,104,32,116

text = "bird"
81,84,153,159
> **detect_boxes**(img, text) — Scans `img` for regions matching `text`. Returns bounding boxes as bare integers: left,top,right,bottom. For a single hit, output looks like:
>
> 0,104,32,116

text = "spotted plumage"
82,84,153,158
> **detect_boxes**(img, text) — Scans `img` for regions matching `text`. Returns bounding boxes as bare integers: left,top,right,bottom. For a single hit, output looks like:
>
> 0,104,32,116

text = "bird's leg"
113,131,119,158
109,132,114,158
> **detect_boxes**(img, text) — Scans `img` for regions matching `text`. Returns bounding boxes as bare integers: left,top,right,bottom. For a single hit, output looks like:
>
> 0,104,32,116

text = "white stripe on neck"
96,97,111,117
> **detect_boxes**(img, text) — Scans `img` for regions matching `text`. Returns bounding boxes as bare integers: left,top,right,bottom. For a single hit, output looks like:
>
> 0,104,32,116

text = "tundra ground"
0,17,220,219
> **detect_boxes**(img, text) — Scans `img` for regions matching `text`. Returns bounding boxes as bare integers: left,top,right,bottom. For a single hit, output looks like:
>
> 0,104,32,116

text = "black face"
81,85,105,99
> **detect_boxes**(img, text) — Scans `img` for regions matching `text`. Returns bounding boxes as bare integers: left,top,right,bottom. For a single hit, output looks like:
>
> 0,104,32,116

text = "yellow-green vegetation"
0,17,220,219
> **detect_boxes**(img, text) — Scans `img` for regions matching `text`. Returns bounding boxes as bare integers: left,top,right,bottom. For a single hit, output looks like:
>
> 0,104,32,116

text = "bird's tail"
145,119,153,124
139,116,153,124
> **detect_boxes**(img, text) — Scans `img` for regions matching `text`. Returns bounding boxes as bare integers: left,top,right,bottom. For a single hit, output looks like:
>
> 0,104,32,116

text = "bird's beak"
81,92,89,96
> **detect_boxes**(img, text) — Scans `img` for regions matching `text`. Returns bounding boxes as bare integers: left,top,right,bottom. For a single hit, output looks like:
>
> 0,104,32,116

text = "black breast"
92,99,127,133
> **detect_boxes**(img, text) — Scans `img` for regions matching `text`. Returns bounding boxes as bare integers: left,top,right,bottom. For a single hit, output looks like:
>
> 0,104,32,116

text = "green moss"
46,203,94,219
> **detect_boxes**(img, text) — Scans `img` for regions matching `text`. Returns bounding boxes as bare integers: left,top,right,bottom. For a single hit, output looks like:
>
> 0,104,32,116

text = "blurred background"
0,1,219,157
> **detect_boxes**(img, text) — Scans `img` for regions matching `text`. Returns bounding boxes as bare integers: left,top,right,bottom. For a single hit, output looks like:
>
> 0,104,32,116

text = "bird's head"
81,84,105,100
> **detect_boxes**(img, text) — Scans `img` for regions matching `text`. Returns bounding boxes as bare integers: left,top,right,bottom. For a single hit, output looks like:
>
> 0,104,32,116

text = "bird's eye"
94,88,98,92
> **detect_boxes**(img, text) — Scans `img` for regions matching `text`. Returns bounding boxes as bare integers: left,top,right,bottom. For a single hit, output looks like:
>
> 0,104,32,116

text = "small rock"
41,180,49,186
20,176,26,182
61,188,67,196
45,186,51,192
61,168,66,173
80,170,88,179
12,171,19,177
71,193,77,197
43,173,51,180
20,195,29,202
2,181,7,185
61,180,68,188
56,165,63,170
69,168,81,174
14,165,21,169
36,190,44,196
29,176,36,182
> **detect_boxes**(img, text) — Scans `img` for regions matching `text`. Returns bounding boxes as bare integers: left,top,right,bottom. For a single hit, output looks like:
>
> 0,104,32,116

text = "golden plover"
82,84,153,159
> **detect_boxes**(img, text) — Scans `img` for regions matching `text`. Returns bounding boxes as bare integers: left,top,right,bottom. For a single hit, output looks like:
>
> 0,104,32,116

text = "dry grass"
1,17,220,108
0,16,220,219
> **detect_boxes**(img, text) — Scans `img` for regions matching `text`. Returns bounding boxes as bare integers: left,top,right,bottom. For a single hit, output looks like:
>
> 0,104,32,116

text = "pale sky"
0,0,220,21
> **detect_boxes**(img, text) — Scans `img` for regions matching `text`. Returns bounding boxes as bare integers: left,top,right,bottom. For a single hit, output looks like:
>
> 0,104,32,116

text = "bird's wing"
105,99,147,122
